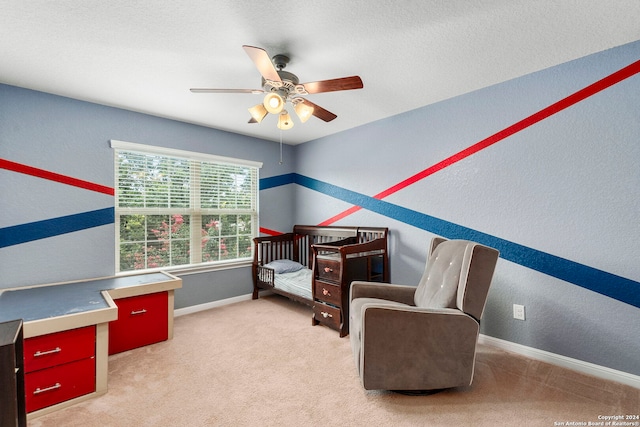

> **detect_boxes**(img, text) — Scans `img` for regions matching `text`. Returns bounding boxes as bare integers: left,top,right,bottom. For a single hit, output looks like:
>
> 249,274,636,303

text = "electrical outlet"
513,304,526,320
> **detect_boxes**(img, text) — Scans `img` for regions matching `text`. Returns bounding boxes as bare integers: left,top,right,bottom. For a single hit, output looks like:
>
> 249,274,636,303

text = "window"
111,140,261,273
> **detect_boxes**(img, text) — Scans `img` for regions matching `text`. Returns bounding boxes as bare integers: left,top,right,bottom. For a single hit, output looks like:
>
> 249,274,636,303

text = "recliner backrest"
414,238,499,321
456,242,499,321
414,240,471,309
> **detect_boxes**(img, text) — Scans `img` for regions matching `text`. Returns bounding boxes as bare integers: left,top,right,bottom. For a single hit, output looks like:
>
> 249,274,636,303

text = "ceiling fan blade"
301,76,363,94
248,117,258,124
242,45,282,83
301,99,337,122
190,88,263,94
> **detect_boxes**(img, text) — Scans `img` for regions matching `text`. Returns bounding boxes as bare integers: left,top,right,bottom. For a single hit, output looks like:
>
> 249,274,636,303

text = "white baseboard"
174,293,255,317
479,334,640,390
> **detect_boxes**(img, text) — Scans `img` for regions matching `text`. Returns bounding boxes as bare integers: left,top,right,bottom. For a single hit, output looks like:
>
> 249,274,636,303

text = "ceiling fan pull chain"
279,129,283,164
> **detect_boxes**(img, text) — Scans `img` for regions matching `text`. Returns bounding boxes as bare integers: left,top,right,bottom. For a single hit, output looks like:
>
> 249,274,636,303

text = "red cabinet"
1,272,181,418
108,291,169,355
23,326,96,413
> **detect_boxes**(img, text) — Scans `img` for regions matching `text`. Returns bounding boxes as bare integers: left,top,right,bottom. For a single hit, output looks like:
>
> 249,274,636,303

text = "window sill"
116,259,253,278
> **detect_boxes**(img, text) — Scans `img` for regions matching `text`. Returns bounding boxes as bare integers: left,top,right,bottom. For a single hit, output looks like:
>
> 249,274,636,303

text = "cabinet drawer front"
25,356,95,413
314,281,342,306
24,326,95,373
313,303,341,330
108,291,168,355
316,259,341,282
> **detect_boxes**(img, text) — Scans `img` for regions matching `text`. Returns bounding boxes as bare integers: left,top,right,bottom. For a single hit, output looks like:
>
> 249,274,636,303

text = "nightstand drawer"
25,356,95,413
24,326,95,373
316,259,341,282
313,280,341,307
108,291,169,355
313,303,341,330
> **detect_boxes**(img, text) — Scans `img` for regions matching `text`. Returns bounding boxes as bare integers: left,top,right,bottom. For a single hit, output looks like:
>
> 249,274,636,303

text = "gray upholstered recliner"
349,237,499,391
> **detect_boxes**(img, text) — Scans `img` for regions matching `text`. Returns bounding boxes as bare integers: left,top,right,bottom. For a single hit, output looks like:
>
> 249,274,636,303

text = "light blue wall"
292,40,640,376
0,85,296,308
1,39,639,378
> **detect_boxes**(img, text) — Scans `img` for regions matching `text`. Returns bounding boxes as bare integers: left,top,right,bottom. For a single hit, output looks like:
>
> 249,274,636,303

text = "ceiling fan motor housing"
262,69,302,101
272,54,290,70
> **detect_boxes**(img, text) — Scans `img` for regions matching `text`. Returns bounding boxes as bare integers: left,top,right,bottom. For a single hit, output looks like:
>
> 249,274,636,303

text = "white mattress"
273,267,313,300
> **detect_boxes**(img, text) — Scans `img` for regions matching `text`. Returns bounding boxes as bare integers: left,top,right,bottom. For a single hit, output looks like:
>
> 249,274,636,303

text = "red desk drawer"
109,291,169,355
24,326,95,373
25,356,95,413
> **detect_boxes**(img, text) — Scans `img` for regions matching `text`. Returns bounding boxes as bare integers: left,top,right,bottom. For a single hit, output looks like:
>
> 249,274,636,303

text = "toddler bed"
252,225,389,307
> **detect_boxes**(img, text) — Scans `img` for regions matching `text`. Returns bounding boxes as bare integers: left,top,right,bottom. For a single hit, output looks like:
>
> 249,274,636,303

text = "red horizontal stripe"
320,58,640,226
0,158,114,196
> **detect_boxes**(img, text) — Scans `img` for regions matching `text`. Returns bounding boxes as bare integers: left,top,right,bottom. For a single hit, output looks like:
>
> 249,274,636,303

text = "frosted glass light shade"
294,102,314,123
277,110,294,130
263,93,285,114
248,104,268,123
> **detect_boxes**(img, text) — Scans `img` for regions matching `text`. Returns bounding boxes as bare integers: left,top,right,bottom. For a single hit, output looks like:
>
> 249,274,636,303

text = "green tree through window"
112,142,260,273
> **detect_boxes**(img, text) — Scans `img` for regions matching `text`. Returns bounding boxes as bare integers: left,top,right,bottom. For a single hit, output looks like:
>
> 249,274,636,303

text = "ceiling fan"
190,45,364,130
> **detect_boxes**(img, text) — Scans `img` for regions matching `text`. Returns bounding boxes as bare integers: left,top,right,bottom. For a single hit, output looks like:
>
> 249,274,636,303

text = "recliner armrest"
350,281,416,305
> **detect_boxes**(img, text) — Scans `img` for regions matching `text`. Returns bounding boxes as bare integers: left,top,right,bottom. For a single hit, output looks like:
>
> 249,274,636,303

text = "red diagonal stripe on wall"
259,227,283,236
319,59,640,226
0,158,115,196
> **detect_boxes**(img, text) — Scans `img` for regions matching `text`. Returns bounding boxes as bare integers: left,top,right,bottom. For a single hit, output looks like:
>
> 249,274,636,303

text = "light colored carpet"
30,295,639,426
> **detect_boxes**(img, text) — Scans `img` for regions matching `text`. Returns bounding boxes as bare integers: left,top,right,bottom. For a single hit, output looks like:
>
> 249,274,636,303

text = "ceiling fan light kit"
263,92,285,114
277,110,294,130
248,103,268,123
294,101,314,123
190,45,364,131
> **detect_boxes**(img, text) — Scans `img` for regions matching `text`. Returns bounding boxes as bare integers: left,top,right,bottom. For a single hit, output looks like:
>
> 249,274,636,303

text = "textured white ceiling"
2,1,640,144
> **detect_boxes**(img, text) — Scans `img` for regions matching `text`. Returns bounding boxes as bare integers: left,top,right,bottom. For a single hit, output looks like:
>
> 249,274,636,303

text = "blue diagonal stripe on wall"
279,173,639,309
0,207,114,248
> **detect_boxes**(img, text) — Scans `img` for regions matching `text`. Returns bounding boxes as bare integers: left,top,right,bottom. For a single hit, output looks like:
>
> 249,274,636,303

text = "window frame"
110,140,262,275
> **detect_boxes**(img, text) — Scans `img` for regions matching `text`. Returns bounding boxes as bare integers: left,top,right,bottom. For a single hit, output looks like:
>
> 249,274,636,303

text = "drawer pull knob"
321,311,333,318
322,288,331,296
34,347,61,357
130,309,147,315
33,383,61,395
324,267,333,273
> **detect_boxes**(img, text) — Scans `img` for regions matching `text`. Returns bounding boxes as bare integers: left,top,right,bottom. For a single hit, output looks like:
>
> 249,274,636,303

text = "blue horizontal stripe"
260,173,296,190
292,174,639,309
0,207,114,248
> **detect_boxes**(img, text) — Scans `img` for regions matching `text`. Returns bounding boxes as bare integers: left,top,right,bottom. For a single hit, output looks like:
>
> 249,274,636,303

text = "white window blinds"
111,140,261,273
